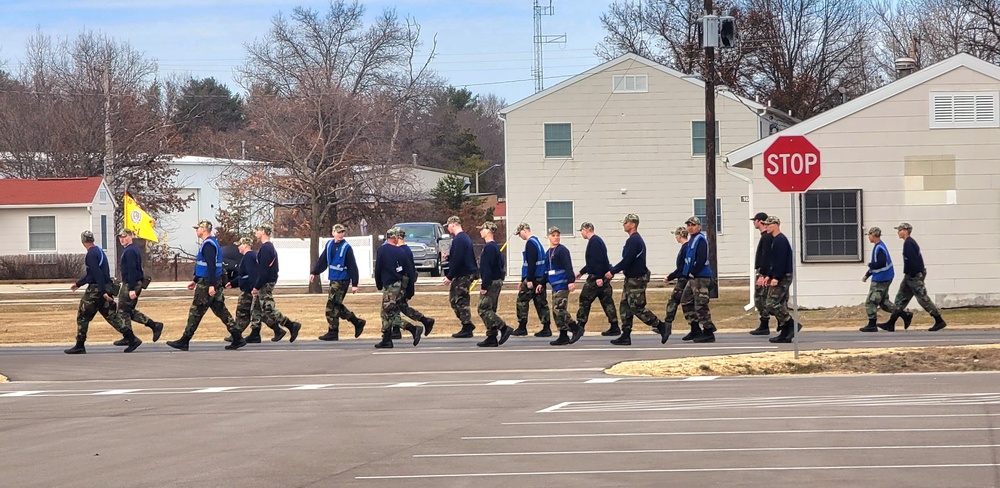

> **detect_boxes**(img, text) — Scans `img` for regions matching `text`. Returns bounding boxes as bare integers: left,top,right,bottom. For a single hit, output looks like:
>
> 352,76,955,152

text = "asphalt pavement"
2,331,999,487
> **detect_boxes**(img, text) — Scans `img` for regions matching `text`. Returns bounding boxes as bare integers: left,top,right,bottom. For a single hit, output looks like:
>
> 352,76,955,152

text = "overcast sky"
0,0,613,105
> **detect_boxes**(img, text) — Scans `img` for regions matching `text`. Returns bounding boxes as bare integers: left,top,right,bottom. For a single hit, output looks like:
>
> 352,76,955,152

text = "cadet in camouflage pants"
77,285,128,341
478,280,507,330
754,283,770,321
380,282,407,333
865,281,897,319
681,277,716,331
551,289,573,331
399,275,433,327
765,275,793,325
326,279,364,334
448,275,474,324
233,291,263,333
516,279,551,327
184,277,237,337
894,272,939,316
619,272,661,332
664,277,688,324
576,276,618,331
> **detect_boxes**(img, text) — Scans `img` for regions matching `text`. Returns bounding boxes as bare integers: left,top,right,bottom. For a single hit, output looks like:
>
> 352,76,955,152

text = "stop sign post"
764,136,821,192
762,135,821,357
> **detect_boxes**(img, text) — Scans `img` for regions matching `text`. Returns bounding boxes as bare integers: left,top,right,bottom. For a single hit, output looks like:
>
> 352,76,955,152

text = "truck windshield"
399,225,435,240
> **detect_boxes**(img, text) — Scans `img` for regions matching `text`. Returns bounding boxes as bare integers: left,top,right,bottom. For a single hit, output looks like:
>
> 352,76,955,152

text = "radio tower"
532,0,566,93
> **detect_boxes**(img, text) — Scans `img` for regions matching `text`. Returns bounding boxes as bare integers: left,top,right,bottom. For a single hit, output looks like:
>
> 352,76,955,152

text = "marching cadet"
112,228,163,345
881,223,947,332
860,227,902,332
575,222,620,337
605,213,667,346
167,220,244,351
65,230,141,354
761,216,799,343
512,223,552,337
396,232,435,337
476,221,513,347
545,227,582,346
681,216,717,343
252,224,301,342
661,227,690,345
750,212,773,336
444,216,478,338
311,224,366,341
225,237,284,343
373,227,422,348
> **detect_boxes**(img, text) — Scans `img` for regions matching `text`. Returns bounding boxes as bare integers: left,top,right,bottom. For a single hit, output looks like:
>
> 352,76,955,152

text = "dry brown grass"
0,285,996,344
608,344,1000,377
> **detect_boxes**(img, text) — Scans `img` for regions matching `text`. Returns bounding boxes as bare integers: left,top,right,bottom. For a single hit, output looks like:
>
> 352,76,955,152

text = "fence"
272,236,374,284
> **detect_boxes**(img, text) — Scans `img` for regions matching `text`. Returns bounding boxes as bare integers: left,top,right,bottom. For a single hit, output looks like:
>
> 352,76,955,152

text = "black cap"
751,212,768,221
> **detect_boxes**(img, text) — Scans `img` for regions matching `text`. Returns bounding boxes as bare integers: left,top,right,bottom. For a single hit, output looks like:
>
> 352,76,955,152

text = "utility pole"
704,0,720,295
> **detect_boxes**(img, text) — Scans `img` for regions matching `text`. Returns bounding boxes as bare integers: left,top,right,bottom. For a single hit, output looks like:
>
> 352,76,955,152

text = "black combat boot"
284,319,301,343
166,334,191,351
452,323,475,339
148,321,164,342
114,336,129,346
569,322,584,344
749,317,770,336
122,329,142,353
353,317,368,338
374,330,393,349
659,321,672,344
391,327,403,339
224,335,233,343
681,321,701,341
420,317,434,336
225,329,247,350
533,324,552,338
64,339,86,355
245,329,262,343
601,323,621,337
477,329,499,347
693,323,717,343
859,318,878,332
498,325,514,345
318,328,339,341
267,320,286,342
929,314,947,332
877,312,899,332
511,321,529,336
610,329,632,346
404,324,423,346
900,310,914,330
549,329,571,346
769,320,793,343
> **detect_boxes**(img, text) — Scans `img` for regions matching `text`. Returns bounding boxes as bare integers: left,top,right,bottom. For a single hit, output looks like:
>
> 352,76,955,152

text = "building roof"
0,177,108,206
500,53,769,115
725,53,1000,165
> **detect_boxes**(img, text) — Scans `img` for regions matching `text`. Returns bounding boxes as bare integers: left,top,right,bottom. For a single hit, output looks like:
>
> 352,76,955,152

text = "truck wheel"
431,257,442,277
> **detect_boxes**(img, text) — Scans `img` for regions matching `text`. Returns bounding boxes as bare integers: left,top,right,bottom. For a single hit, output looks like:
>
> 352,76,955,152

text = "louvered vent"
930,92,999,128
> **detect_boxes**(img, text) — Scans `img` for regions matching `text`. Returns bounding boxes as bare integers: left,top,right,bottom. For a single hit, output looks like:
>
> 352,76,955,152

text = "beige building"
726,53,1000,309
500,54,793,278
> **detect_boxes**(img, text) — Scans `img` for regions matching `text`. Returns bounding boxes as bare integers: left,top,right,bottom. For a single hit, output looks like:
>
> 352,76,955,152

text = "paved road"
2,331,999,487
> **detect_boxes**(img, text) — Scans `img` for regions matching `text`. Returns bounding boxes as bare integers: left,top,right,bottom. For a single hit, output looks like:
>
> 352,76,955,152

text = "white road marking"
92,389,140,396
414,443,1000,458
683,376,718,381
505,412,1000,425
355,463,1000,479
487,380,526,386
584,378,621,384
289,384,334,390
192,387,238,393
462,427,1000,440
536,402,572,414
387,382,426,388
0,391,42,397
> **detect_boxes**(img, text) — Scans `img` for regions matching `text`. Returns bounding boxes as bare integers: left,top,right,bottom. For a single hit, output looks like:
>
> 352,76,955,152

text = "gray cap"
446,216,461,225
193,219,212,230
515,222,531,233
895,222,913,232
81,230,95,242
620,213,640,224
255,223,273,235
117,228,135,237
547,226,561,235
238,237,254,246
578,222,594,231
685,216,702,226
479,221,498,232
332,224,347,233
673,226,688,238
868,226,882,237
389,226,405,238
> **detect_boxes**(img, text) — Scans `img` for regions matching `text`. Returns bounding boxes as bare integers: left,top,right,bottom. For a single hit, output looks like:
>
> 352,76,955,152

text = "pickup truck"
392,221,452,277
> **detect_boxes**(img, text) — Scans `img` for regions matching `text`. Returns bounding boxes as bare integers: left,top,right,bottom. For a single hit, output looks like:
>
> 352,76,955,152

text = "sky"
0,0,613,105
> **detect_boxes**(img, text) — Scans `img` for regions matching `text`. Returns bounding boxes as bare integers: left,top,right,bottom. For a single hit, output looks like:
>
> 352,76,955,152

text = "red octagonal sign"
763,135,821,192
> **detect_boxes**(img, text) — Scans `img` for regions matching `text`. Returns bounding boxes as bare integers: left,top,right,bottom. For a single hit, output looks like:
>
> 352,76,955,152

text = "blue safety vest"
521,236,547,279
546,247,569,291
683,233,714,278
327,239,351,281
870,241,895,282
194,237,224,278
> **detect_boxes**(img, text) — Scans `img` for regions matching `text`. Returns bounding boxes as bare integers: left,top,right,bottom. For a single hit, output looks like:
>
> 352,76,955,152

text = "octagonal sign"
763,135,820,192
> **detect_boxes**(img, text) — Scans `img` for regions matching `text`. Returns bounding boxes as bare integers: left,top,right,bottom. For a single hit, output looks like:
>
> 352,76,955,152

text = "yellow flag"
124,192,159,242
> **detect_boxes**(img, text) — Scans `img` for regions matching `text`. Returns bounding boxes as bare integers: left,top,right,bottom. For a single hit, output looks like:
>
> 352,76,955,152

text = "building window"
801,189,863,262
930,92,999,128
693,198,723,234
99,189,108,204
544,123,572,158
692,121,721,155
100,215,108,250
612,74,648,93
28,216,56,251
545,201,574,234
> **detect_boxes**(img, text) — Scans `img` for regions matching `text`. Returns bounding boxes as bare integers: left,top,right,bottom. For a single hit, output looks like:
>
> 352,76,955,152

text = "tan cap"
894,222,913,232
238,237,254,246
81,230,95,242
673,226,688,238
255,223,273,235
868,226,882,237
193,219,212,230
763,215,780,225
515,222,531,233
117,228,135,237
479,221,498,232
332,224,347,233
578,222,594,231
620,213,640,224
685,216,702,226
547,226,561,235
446,216,461,225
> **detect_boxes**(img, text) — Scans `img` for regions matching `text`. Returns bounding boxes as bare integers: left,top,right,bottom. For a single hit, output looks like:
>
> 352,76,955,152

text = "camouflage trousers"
399,276,430,324
866,281,898,319
183,277,236,337
551,289,575,331
449,274,475,326
325,279,362,332
576,276,618,329
380,282,409,333
754,277,770,320
516,278,550,326
76,285,128,342
619,272,660,331
765,275,793,325
894,272,940,316
664,277,688,324
116,284,155,330
681,277,715,329
233,291,263,333
478,280,507,330
258,281,291,326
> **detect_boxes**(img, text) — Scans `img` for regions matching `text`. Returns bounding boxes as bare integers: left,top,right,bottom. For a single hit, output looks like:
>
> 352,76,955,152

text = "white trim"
612,74,649,93
725,53,1000,165
929,91,999,128
0,203,91,209
543,122,573,159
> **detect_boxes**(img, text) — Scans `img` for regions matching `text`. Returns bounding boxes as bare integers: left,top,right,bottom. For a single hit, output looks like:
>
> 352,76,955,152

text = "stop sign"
763,136,821,192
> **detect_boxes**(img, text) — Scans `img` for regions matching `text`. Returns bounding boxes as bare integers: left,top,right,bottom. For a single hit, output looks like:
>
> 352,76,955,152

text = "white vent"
612,74,648,93
930,92,999,128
